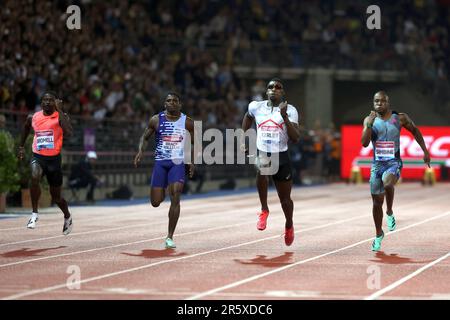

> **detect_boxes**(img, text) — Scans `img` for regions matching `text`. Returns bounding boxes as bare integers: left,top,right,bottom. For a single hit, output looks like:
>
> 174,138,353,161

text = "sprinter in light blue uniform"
134,92,194,249
361,91,430,251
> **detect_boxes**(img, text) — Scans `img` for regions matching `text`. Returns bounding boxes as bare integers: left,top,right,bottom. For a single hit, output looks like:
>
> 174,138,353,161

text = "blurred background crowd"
2,0,449,123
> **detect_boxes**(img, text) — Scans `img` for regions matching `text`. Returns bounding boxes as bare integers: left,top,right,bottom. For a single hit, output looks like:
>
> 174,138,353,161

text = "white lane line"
0,183,403,232
0,218,262,268
0,206,258,247
2,190,447,299
185,211,450,300
0,193,370,246
0,187,367,232
365,251,450,300
0,195,260,232
0,198,370,267
1,214,368,300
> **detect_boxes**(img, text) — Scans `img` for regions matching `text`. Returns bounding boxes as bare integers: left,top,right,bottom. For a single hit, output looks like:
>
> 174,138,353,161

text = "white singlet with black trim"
248,100,299,153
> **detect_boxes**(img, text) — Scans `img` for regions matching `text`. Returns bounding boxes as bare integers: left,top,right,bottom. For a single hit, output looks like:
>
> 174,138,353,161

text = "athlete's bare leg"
371,193,384,236
256,172,269,212
274,179,294,229
383,174,398,215
30,162,43,213
167,182,183,239
150,187,165,207
49,185,70,219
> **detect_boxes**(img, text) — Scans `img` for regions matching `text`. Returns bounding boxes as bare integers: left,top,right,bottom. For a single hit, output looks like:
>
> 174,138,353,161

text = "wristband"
366,123,373,128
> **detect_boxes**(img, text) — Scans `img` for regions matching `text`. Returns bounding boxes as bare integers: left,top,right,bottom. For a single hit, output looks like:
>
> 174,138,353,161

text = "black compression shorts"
31,153,63,187
256,150,292,182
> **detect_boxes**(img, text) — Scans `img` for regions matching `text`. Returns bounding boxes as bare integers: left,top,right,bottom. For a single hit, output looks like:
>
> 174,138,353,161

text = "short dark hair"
268,78,283,86
43,91,58,99
166,92,181,101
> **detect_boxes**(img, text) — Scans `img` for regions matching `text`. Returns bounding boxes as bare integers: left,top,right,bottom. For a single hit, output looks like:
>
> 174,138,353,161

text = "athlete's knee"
151,199,162,207
50,190,62,203
372,196,384,207
257,173,268,182
170,199,180,208
53,197,65,205
170,193,181,202
280,197,293,207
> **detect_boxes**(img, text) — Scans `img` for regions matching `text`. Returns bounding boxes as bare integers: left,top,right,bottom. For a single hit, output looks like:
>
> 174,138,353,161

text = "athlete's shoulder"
286,104,299,120
250,100,267,107
149,114,159,127
396,111,409,118
247,100,260,117
23,113,34,127
248,100,258,109
31,111,41,118
248,100,267,112
395,112,409,120
30,111,41,122
185,115,194,124
287,104,298,112
396,112,413,126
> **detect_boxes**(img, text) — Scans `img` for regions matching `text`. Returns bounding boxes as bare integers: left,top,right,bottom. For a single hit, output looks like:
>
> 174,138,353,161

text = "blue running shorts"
369,159,403,195
151,160,186,188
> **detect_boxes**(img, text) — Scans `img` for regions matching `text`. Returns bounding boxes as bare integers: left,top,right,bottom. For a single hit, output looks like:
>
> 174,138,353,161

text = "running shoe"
165,238,176,249
63,217,73,235
386,213,396,232
371,231,384,251
26,214,38,229
284,226,294,246
257,210,269,230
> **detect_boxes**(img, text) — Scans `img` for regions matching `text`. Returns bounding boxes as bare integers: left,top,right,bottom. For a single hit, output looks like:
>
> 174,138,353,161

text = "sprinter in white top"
241,78,300,246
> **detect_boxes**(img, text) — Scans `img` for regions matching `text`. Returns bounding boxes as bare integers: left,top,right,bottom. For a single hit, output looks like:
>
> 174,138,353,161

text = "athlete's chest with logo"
255,109,286,143
155,114,186,160
33,113,61,151
372,115,401,161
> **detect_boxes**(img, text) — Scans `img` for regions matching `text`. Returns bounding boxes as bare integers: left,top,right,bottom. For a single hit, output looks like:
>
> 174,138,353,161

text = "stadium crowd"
1,0,449,125
0,0,448,182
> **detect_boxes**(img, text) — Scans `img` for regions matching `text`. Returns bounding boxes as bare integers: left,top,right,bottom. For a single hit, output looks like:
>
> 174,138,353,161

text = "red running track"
0,183,449,300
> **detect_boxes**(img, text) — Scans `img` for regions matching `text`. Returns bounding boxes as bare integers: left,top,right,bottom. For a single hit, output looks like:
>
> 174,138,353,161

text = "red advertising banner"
341,126,450,179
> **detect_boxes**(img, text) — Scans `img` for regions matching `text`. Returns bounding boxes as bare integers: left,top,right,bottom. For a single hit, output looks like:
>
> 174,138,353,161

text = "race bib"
36,130,55,150
375,141,395,161
162,134,184,158
260,126,280,145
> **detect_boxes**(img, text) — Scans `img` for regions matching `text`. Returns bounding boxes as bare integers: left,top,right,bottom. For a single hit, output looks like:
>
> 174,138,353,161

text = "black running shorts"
31,153,63,187
256,150,292,182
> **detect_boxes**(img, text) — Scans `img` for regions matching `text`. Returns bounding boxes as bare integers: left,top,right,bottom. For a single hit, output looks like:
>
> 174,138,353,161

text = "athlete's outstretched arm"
240,112,255,151
361,111,377,147
18,114,33,160
399,113,430,167
241,112,254,132
134,115,158,167
279,101,300,143
56,99,73,137
185,117,195,178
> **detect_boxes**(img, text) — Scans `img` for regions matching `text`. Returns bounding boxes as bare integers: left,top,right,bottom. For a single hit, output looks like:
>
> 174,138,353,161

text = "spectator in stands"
68,151,102,203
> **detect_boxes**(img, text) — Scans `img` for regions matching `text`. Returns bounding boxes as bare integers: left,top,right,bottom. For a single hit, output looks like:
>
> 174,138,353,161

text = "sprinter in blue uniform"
361,91,430,251
134,92,194,249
